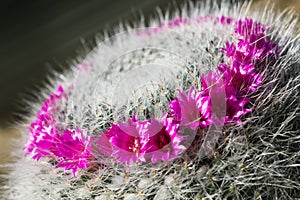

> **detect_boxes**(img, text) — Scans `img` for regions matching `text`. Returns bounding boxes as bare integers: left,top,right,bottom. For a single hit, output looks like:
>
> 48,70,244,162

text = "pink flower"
142,115,185,163
41,85,65,113
235,18,266,39
25,85,65,158
223,39,277,67
163,17,189,28
219,16,233,24
224,40,260,65
213,64,255,124
222,42,236,58
217,63,262,97
227,18,279,67
201,71,227,127
54,128,93,177
24,17,282,172
225,95,251,124
25,114,58,160
201,70,252,125
168,98,181,124
169,87,212,130
106,115,148,165
95,133,113,157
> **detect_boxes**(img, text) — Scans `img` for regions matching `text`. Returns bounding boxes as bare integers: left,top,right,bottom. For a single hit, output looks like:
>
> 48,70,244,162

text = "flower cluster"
24,86,93,176
24,86,65,159
170,18,278,126
219,18,278,123
98,114,184,165
24,17,279,176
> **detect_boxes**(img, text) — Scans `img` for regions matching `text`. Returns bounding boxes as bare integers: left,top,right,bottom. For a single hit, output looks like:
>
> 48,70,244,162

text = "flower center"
128,138,141,154
157,128,171,149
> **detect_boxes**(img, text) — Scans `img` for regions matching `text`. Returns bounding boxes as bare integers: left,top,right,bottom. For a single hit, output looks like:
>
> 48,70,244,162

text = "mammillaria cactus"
2,1,300,199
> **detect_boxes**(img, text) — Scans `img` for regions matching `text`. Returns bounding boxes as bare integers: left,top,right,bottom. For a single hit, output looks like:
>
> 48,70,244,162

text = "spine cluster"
24,17,278,177
5,2,299,199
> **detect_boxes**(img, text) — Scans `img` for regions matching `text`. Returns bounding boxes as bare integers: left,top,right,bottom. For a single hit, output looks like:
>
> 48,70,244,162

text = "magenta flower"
95,133,113,157
235,18,266,39
223,39,277,67
39,85,65,117
219,16,233,25
225,18,279,67
223,41,260,66
213,64,255,124
217,63,262,97
236,39,264,63
25,115,58,160
23,17,281,172
169,87,212,130
201,70,252,125
201,71,227,127
225,95,251,124
106,115,149,165
222,42,236,58
54,128,93,177
164,17,189,28
25,85,65,158
168,98,181,124
143,115,185,163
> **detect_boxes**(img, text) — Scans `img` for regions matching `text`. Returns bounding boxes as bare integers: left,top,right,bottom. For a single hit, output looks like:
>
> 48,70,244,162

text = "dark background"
0,0,298,128
0,0,190,127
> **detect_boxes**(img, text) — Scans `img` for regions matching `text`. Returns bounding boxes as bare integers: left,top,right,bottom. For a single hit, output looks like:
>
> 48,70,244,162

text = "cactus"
2,1,300,199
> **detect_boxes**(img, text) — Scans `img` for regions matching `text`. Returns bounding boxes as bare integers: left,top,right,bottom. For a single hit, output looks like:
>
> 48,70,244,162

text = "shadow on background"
0,0,195,128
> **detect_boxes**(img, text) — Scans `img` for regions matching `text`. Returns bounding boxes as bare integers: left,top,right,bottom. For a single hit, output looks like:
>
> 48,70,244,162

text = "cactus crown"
3,1,300,199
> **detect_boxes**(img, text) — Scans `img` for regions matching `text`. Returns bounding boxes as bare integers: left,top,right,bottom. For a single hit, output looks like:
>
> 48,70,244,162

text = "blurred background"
0,0,187,171
0,0,299,186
